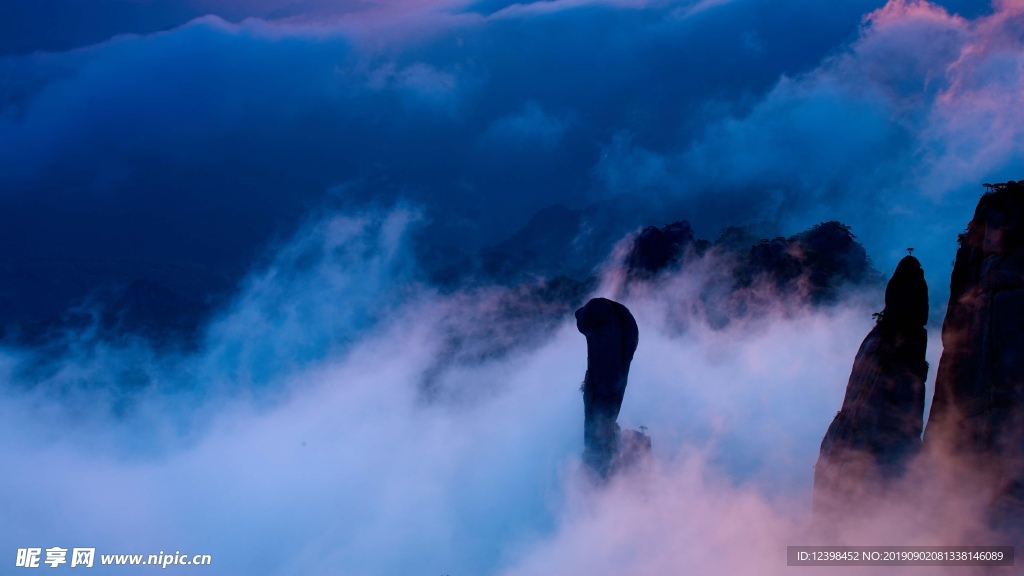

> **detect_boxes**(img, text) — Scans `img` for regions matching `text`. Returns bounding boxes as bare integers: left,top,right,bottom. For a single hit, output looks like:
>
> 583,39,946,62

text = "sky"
2,0,1024,574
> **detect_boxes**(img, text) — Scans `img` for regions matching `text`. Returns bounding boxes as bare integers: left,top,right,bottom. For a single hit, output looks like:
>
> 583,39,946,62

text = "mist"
3,0,1024,573
0,205,977,575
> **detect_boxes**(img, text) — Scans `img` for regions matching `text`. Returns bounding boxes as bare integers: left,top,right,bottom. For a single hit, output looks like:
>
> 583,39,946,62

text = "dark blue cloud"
2,0,1022,328
0,0,879,301
3,3,1024,573
0,0,374,56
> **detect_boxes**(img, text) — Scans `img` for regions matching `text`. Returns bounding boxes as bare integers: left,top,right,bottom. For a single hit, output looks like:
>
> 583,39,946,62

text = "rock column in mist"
924,181,1024,528
575,297,649,478
813,255,929,517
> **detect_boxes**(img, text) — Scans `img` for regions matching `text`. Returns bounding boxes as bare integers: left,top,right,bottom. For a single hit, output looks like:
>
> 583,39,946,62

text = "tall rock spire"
575,297,648,478
813,255,929,517
924,181,1024,527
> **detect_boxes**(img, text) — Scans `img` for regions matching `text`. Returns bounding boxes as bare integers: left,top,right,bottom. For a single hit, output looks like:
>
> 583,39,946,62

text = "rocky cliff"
575,297,650,478
624,221,704,281
738,221,878,305
813,255,929,517
924,180,1024,528
624,220,880,305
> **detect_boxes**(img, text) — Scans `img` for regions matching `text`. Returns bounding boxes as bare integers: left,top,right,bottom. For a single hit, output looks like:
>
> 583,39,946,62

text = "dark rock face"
614,428,653,472
575,297,647,478
620,220,882,332
924,181,1024,526
622,220,880,314
740,221,877,305
813,255,929,517
714,222,780,253
625,221,700,279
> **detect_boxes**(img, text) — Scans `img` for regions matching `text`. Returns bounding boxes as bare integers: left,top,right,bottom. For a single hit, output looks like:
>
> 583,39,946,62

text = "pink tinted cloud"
851,0,1024,194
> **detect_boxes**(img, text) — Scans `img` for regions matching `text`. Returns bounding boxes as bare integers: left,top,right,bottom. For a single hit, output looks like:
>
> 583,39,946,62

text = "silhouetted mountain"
617,220,882,331
713,222,781,253
924,180,1024,529
2,192,880,358
737,221,879,305
1,276,211,350
813,255,929,519
474,194,678,284
470,193,879,309
0,257,231,329
624,221,706,281
576,298,650,479
480,205,585,281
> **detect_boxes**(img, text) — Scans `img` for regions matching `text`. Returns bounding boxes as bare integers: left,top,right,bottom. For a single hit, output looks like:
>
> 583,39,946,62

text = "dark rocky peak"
745,236,805,284
946,180,1024,300
882,255,928,328
576,298,638,407
622,219,878,302
617,219,880,330
713,221,781,253
575,297,649,479
813,256,929,520
624,221,701,280
742,221,878,305
797,220,873,282
924,180,1024,530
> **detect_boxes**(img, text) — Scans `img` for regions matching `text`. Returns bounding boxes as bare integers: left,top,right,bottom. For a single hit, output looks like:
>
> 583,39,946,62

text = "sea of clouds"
0,206,962,575
3,0,1024,573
